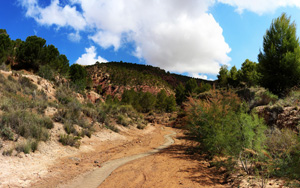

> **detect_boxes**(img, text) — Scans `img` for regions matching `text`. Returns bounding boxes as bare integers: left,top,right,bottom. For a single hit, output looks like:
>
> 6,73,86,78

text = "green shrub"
64,121,77,135
16,139,38,154
59,134,81,148
105,122,119,133
117,114,129,127
1,110,51,141
80,129,92,138
56,86,74,105
0,126,14,140
38,64,54,80
184,90,266,158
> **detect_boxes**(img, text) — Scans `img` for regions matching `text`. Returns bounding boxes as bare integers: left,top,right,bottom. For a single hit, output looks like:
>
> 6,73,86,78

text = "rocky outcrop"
256,105,300,130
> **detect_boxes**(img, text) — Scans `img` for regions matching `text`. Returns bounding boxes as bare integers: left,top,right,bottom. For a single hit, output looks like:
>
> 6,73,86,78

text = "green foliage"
16,139,39,154
185,79,198,95
117,114,129,127
217,65,229,87
0,30,12,64
139,92,157,113
239,59,260,87
59,134,81,148
258,13,300,96
122,89,175,113
265,128,300,180
184,90,267,159
175,83,185,105
38,64,55,80
156,90,167,111
16,36,46,71
198,82,211,93
105,122,119,132
69,64,89,91
165,95,177,112
15,35,70,76
1,110,52,141
228,66,239,87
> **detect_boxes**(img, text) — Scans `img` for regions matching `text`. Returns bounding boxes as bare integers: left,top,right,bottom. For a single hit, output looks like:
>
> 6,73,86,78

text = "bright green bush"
184,90,267,158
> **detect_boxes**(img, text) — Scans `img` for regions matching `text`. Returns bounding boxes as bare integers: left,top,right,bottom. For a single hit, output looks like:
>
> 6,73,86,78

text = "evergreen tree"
156,89,167,111
239,59,260,87
0,30,12,64
16,36,47,71
175,83,185,105
228,66,239,87
217,65,229,87
185,79,198,95
69,64,88,91
258,13,300,95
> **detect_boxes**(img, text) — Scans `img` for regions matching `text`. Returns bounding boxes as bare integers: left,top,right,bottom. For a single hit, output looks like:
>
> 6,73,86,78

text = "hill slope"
86,61,214,99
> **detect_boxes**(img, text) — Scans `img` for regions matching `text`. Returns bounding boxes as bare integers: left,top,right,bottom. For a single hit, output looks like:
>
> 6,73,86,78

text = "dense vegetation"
87,61,213,89
121,89,176,113
183,13,300,186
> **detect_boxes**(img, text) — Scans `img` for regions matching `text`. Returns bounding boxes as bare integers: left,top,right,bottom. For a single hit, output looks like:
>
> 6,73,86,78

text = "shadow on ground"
160,130,229,187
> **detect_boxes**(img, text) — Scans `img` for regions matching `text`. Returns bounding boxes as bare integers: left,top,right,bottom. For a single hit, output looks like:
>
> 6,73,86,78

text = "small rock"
94,160,99,164
17,152,25,158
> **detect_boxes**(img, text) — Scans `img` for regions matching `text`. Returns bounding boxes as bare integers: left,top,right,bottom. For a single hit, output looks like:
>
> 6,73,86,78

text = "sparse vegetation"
59,134,81,148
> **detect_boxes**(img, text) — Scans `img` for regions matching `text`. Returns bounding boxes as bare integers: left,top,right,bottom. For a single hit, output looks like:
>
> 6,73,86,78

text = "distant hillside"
86,61,214,98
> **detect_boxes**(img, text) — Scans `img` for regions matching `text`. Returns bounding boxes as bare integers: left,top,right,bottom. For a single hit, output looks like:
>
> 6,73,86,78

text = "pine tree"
258,13,300,95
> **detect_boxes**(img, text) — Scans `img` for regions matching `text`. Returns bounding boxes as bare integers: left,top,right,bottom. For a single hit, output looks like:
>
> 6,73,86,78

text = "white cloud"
68,31,81,42
75,46,107,65
189,73,208,80
19,0,232,75
89,31,121,50
217,0,300,14
19,0,86,30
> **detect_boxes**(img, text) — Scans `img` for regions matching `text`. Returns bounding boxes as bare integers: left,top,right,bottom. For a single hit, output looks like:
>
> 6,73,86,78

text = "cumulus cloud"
19,0,86,30
75,46,107,65
217,0,300,14
19,0,233,75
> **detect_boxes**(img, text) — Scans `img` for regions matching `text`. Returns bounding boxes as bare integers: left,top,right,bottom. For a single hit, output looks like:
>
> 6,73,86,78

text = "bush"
105,122,119,133
1,110,51,141
18,76,37,91
59,134,81,148
16,139,39,154
56,86,74,105
265,128,300,179
0,126,14,140
38,64,54,80
117,114,129,127
184,90,267,158
64,121,77,135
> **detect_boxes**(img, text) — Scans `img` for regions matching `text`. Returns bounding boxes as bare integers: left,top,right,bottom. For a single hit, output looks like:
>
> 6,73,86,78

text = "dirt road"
30,125,228,188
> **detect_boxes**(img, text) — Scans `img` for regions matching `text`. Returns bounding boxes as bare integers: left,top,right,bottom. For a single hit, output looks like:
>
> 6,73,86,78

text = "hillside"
86,61,214,99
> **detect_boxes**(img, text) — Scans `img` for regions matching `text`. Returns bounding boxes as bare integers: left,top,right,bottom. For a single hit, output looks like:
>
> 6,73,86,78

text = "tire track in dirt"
61,131,176,188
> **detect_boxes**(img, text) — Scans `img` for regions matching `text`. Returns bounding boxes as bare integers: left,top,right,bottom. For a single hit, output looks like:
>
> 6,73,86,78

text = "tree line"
218,13,300,97
0,30,90,91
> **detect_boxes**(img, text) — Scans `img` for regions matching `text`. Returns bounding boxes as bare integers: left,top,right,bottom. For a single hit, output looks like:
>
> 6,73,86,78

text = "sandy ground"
1,122,288,188
99,129,228,188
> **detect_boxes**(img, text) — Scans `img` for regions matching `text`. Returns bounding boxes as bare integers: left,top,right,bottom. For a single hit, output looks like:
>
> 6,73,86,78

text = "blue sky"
1,1,300,80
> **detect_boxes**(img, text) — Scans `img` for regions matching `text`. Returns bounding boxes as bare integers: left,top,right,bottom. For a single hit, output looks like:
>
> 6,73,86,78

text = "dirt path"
28,125,228,188
99,129,228,188
62,131,176,188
